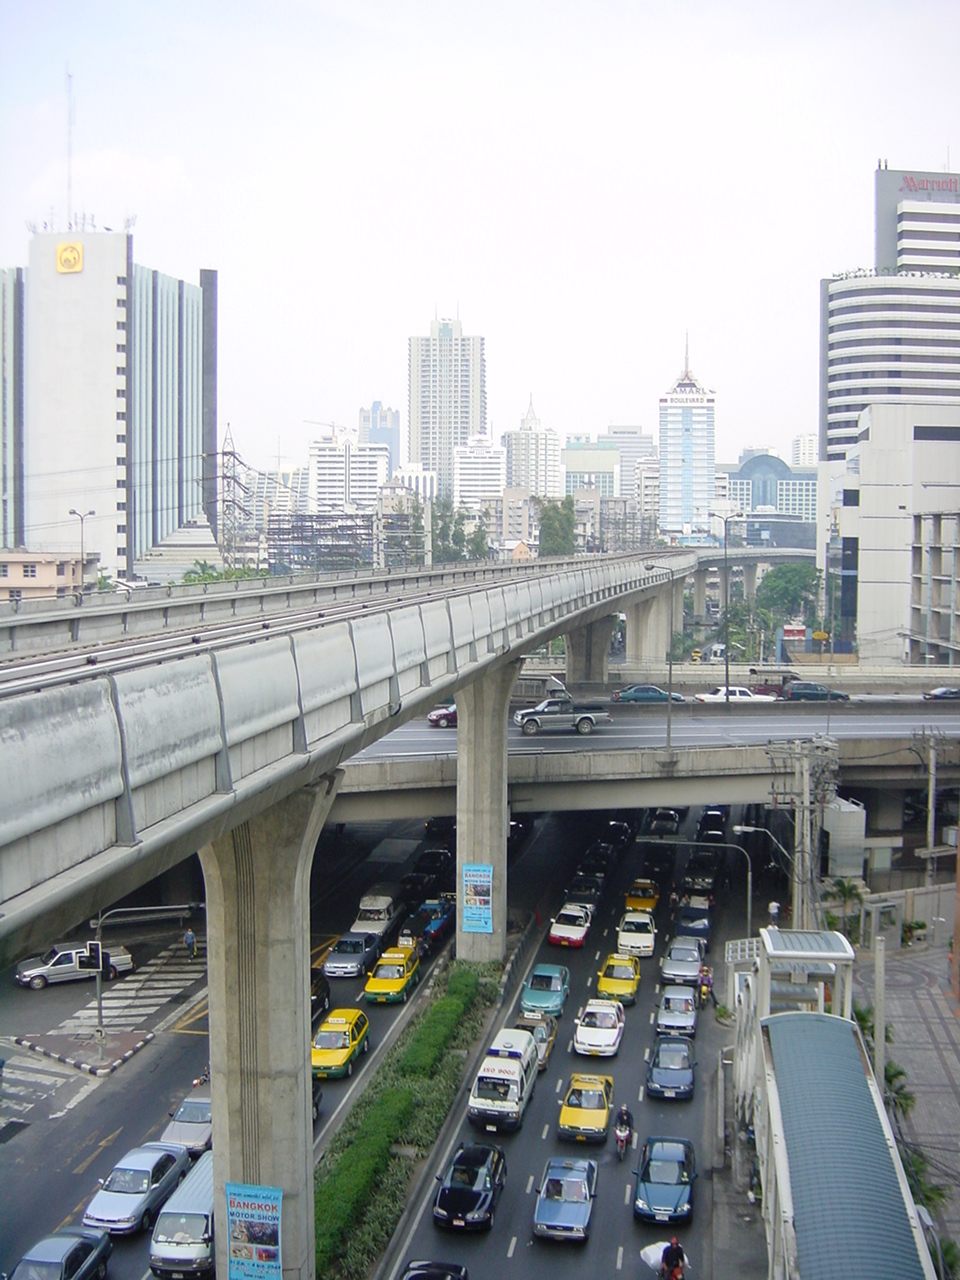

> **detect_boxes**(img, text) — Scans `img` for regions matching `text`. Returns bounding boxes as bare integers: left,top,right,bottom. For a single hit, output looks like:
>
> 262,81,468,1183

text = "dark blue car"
399,898,456,957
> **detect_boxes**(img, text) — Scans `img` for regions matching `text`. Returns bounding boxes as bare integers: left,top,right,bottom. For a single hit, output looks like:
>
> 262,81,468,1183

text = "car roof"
605,952,638,964
114,1144,180,1170
322,1007,365,1027
454,1143,499,1166
569,1072,613,1087
646,1137,693,1157
532,963,567,975
21,1235,90,1263
620,910,654,923
663,984,695,997
544,1155,594,1175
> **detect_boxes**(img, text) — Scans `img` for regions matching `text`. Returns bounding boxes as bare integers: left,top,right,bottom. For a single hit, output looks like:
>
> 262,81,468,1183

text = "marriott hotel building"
819,164,960,461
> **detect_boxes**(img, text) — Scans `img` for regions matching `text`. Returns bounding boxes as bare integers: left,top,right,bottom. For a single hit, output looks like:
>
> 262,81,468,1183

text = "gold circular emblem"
56,242,83,273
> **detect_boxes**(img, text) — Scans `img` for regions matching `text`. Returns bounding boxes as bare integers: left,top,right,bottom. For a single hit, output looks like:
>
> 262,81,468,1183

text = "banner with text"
226,1182,282,1280
462,863,493,933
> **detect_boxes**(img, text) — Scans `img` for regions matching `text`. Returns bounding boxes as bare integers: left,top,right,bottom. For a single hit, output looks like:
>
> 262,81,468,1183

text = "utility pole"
874,933,886,1093
925,739,937,888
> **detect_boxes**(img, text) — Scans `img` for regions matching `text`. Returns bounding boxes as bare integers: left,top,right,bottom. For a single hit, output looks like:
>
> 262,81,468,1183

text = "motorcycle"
614,1121,631,1161
640,1241,689,1280
193,1063,210,1088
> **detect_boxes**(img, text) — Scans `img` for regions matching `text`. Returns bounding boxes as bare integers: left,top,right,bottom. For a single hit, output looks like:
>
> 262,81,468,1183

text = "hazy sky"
2,1,958,474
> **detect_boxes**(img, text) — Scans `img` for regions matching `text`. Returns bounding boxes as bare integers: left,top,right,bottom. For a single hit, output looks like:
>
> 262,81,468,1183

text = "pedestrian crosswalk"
0,1048,102,1125
54,941,207,1035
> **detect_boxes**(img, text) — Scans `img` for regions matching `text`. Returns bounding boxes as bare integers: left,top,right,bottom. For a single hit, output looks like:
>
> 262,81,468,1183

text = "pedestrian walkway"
0,1045,102,1135
854,941,960,1250
53,939,207,1035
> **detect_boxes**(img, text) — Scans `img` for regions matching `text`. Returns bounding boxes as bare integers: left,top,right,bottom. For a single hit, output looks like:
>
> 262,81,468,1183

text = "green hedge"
399,967,479,1077
314,1086,414,1276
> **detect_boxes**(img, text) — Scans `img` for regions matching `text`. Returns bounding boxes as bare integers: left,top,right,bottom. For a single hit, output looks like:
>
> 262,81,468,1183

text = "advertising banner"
226,1182,282,1280
462,863,493,933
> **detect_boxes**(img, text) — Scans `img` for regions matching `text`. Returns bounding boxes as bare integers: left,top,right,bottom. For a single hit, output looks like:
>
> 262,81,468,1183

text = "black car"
696,808,726,841
7,1231,113,1280
310,967,331,1025
646,1036,696,1100
416,846,455,891
674,904,712,952
681,852,721,895
312,1079,323,1121
564,874,604,909
649,809,681,837
782,681,849,702
924,686,960,701
433,1143,506,1230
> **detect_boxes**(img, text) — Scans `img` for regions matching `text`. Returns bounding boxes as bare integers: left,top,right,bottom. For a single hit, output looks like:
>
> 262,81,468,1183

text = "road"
0,810,606,1278
355,701,960,759
385,808,750,1280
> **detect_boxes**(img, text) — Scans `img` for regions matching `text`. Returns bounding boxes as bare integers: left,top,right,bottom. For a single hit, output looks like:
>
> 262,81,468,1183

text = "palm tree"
830,877,863,939
884,1060,915,1119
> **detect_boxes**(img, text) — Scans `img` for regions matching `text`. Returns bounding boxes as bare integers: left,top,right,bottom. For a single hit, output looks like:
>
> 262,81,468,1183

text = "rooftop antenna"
685,331,690,376
66,69,74,231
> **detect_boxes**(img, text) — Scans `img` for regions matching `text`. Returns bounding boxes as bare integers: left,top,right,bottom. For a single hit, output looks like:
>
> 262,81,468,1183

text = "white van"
467,1028,539,1132
149,1149,215,1278
350,882,405,942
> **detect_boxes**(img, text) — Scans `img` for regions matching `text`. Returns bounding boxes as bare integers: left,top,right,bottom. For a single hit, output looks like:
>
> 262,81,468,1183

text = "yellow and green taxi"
596,952,641,1005
624,878,660,913
558,1073,615,1142
311,1008,370,1078
363,945,420,1004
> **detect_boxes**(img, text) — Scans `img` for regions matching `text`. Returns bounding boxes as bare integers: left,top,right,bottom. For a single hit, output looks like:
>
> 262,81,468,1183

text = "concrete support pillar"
672,580,685,653
455,662,521,962
624,599,655,663
566,615,616,684
693,570,708,621
199,772,342,1280
861,788,903,834
743,563,758,603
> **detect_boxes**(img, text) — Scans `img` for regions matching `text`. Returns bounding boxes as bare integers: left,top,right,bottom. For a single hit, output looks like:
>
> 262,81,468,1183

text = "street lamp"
645,561,678,749
733,823,801,929
709,511,742,706
69,508,95,593
642,834,753,939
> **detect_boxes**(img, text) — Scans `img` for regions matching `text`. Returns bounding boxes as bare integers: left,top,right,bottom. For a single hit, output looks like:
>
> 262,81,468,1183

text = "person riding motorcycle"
660,1236,685,1278
616,1102,634,1137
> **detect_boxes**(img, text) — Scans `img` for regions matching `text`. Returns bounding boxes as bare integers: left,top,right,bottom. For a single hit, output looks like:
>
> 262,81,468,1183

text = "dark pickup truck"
513,692,610,736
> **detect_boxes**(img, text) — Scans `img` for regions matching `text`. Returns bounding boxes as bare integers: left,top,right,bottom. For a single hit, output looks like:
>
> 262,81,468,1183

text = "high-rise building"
18,231,216,582
0,268,25,548
597,425,656,505
792,433,818,468
658,346,716,536
308,435,390,511
635,461,660,543
408,317,486,498
820,163,960,461
562,436,620,496
501,397,562,498
359,401,400,477
453,435,506,509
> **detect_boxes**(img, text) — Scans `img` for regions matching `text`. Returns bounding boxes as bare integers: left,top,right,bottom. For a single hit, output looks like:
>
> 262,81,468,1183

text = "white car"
694,686,775,703
616,910,657,958
549,903,593,948
573,998,625,1056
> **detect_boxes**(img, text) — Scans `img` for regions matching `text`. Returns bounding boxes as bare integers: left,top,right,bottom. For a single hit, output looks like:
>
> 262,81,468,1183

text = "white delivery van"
149,1149,214,1278
467,1028,539,1132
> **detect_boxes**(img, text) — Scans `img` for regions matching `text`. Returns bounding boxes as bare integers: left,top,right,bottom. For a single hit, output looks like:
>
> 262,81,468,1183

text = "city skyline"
3,3,959,475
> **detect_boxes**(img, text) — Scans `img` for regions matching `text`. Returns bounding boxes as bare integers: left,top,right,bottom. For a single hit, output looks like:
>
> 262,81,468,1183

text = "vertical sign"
462,863,493,933
226,1183,282,1280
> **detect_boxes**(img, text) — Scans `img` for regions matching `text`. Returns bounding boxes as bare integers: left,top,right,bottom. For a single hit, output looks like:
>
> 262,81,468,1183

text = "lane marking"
541,1123,549,1140
567,1039,573,1054
617,1245,624,1270
643,1046,650,1062
638,1084,645,1102
507,1237,517,1258
633,1131,638,1149
526,1174,534,1194
624,1182,631,1205
73,1125,123,1175
586,976,593,988
555,1078,563,1093
649,1012,655,1024
594,950,601,960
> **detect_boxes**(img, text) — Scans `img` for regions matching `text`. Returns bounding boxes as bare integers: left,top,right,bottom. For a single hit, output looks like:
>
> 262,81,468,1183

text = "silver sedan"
82,1142,191,1234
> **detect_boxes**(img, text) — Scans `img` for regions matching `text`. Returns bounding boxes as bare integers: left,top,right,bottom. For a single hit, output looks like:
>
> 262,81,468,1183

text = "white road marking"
507,1237,517,1258
633,1131,638,1149
541,1123,549,1140
617,1246,624,1270
643,1046,650,1062
638,1086,644,1102
594,950,601,960
649,1012,655,1024
624,1182,631,1204
586,976,593,988
567,1039,573,1053
526,1174,534,1194
555,1078,563,1092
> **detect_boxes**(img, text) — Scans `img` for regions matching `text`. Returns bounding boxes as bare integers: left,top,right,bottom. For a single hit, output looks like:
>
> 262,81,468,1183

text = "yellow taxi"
558,1073,615,1142
311,1008,370,1078
624,878,660,913
363,945,420,1004
596,953,641,1005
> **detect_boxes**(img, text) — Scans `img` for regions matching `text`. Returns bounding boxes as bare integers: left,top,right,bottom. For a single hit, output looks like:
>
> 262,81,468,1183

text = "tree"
467,513,489,560
433,498,462,563
830,877,863,939
410,496,425,566
536,496,576,557
755,563,821,627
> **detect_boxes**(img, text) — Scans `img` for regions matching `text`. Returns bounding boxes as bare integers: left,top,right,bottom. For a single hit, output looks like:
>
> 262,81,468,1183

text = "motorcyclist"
661,1236,685,1278
616,1102,634,1138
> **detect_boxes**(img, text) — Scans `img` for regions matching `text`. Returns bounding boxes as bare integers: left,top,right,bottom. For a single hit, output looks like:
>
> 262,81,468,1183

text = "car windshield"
475,1077,517,1102
645,1158,688,1185
532,1025,547,1043
12,1264,61,1280
450,1164,486,1190
375,964,404,980
582,1008,618,1029
314,1030,350,1050
530,973,561,991
621,919,645,933
658,1046,691,1070
664,995,693,1012
153,1211,209,1244
174,1100,211,1124
568,1088,604,1110
669,946,700,963
103,1166,150,1194
606,964,634,980
556,912,583,927
333,939,363,954
356,907,387,921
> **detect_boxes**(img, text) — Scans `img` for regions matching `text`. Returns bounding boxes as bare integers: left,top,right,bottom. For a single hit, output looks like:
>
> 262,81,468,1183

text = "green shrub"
314,1086,414,1276
399,994,464,1077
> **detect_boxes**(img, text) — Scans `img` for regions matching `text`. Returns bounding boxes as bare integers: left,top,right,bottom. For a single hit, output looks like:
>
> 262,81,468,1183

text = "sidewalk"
854,940,960,1247
712,1039,768,1280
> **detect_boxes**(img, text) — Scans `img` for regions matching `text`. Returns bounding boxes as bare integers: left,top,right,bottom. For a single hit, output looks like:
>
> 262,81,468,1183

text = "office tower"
792,433,818,468
501,397,562,498
21,232,216,582
597,425,656,505
820,163,960,461
658,345,716,536
359,401,400,477
635,460,660,543
453,435,506,509
0,268,25,547
308,435,390,511
561,436,620,496
408,317,486,499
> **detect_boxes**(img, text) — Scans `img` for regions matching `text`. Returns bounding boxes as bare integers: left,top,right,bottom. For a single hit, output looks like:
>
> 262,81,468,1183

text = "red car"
427,704,458,728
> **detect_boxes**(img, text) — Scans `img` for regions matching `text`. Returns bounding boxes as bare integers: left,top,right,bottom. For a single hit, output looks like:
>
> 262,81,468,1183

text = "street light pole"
709,511,741,706
734,823,798,928
68,508,95,593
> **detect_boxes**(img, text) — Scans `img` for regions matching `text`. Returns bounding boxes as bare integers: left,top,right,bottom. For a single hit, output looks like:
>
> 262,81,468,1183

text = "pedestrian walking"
768,900,780,928
184,924,197,960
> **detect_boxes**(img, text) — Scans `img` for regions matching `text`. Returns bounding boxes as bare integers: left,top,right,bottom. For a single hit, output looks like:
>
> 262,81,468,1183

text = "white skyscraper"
501,397,562,498
408,317,486,499
658,344,716,536
308,434,390,511
792,433,818,468
453,435,506,509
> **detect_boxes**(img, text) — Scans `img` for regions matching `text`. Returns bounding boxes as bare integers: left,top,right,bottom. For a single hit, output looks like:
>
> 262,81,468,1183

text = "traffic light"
85,941,101,969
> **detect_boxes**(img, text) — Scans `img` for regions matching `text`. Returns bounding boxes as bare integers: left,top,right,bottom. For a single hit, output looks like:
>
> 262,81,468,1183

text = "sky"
2,0,959,475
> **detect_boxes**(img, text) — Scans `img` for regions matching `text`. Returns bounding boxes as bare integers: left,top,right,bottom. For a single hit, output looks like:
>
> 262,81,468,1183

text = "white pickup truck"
513,692,611,736
15,942,135,989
